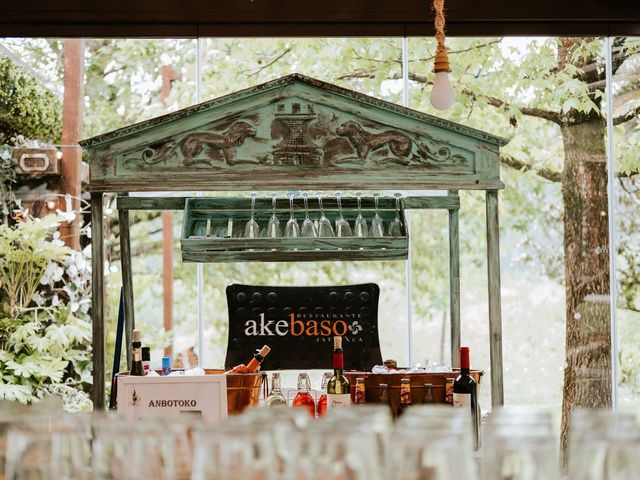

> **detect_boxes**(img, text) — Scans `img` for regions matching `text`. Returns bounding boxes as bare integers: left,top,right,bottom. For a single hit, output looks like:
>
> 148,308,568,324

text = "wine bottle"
317,372,331,417
265,372,287,408
354,377,366,404
397,378,412,416
422,383,435,404
379,383,392,413
246,345,271,372
225,345,271,374
292,372,316,417
141,347,151,375
326,336,351,411
130,329,144,376
453,346,479,449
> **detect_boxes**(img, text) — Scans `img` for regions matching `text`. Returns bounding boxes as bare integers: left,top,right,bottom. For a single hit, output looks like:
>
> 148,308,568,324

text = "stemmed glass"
316,192,335,237
335,192,352,237
301,192,317,237
370,193,384,237
267,193,282,238
244,192,259,238
354,192,368,237
388,192,403,237
284,192,300,237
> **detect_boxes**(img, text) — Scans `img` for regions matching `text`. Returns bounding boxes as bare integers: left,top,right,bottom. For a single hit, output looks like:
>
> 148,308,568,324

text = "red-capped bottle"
292,372,316,417
453,346,479,449
317,372,331,417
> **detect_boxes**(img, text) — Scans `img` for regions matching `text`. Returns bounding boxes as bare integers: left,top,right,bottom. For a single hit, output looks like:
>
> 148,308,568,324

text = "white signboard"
117,374,228,424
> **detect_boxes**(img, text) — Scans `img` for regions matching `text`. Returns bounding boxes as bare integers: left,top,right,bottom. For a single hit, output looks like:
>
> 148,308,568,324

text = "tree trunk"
560,119,611,458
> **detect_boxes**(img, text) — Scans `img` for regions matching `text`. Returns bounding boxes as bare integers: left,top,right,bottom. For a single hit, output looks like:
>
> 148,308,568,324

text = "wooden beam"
2,1,640,36
90,192,105,410
59,38,84,250
486,190,504,407
117,194,135,370
115,195,459,211
448,190,461,368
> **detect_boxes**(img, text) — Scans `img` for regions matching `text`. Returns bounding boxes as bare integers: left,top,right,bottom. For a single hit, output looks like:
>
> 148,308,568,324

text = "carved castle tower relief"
272,103,323,167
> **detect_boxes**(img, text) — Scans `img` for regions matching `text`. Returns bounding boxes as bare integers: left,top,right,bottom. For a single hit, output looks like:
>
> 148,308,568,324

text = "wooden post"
448,190,461,368
118,193,136,370
59,39,84,250
160,64,178,358
90,192,105,410
486,190,504,407
162,211,173,358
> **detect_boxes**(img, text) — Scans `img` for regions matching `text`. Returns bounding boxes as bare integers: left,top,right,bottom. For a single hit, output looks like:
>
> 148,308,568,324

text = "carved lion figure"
336,121,413,162
141,121,257,166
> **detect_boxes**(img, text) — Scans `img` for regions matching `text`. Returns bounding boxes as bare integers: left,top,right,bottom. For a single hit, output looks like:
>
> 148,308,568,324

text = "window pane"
613,36,640,415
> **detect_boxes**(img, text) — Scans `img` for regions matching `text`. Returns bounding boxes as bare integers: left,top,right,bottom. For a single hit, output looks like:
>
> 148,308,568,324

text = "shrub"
0,214,92,411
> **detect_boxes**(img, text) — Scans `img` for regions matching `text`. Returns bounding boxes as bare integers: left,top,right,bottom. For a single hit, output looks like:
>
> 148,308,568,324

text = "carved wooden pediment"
81,74,507,191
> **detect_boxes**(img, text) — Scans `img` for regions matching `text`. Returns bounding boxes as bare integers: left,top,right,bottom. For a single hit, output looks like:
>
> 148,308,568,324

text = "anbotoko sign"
225,284,383,371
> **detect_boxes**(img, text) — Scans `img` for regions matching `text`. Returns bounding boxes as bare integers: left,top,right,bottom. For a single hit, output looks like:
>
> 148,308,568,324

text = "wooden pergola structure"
81,73,506,410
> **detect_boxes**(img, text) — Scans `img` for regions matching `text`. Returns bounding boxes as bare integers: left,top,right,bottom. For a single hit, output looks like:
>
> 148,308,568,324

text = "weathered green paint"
117,193,135,370
448,190,461,369
82,74,506,193
90,192,105,410
181,196,408,263
116,194,461,211
84,73,506,411
486,190,504,407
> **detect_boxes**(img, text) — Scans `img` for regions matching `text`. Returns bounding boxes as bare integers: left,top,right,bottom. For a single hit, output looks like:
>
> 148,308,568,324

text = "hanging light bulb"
430,0,455,110
431,55,455,110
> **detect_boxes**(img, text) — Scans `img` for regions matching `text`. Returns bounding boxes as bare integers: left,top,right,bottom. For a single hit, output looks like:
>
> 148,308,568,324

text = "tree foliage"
0,56,62,143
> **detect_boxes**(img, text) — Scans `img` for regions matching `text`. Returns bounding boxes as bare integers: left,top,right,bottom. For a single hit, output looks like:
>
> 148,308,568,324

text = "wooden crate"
345,370,483,416
181,196,408,262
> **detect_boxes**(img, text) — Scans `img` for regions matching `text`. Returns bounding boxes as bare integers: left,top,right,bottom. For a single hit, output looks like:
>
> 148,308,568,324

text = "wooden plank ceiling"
2,0,640,37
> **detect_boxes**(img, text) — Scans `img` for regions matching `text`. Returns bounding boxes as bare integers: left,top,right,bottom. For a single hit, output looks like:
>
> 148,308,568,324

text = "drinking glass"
266,193,282,238
301,192,318,237
568,409,638,480
316,192,335,237
5,414,92,480
481,408,559,480
388,407,477,480
284,192,300,237
370,193,384,237
334,192,352,237
388,192,403,237
243,192,259,238
192,422,277,480
92,414,193,480
295,421,383,480
354,192,368,237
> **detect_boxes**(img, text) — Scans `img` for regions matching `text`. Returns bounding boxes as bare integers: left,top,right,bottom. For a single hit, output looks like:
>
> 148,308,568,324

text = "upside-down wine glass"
354,192,368,237
267,193,282,238
285,193,300,237
335,192,352,237
388,192,403,237
244,192,260,238
301,192,317,238
370,193,384,237
316,192,335,237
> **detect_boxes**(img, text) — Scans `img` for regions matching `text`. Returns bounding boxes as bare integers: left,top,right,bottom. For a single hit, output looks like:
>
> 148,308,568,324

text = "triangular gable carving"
82,73,507,192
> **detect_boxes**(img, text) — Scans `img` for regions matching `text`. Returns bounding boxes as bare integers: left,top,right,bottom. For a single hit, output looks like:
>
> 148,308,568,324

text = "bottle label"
354,384,366,404
453,393,471,409
326,393,351,410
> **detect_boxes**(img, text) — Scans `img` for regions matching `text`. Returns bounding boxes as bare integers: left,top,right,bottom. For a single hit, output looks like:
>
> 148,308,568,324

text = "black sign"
225,283,382,371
